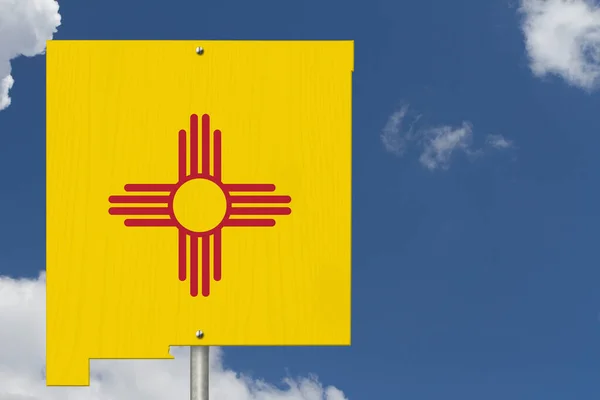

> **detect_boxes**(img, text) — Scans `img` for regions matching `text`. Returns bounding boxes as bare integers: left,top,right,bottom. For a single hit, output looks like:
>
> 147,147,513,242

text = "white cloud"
0,0,61,110
0,273,348,400
418,122,474,171
381,105,421,155
519,0,600,90
486,134,514,149
381,106,513,170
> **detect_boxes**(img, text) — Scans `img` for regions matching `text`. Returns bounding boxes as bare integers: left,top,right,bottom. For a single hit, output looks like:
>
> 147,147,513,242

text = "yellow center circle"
172,178,227,233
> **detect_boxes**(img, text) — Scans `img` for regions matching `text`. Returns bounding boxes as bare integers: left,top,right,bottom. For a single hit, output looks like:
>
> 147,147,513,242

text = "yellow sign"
46,41,353,386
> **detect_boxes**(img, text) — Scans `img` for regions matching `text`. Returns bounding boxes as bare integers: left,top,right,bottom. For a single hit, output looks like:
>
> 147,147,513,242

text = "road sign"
46,40,353,386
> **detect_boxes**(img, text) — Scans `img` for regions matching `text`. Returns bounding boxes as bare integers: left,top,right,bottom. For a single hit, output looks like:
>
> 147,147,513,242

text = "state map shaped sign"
46,40,353,386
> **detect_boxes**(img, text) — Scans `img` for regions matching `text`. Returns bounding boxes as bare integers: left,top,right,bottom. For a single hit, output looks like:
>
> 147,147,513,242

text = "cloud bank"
381,105,513,170
0,273,348,400
520,0,600,90
0,0,61,110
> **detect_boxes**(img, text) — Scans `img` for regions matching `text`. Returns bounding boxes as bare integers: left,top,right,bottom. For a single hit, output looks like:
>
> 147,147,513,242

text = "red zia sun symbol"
108,114,292,297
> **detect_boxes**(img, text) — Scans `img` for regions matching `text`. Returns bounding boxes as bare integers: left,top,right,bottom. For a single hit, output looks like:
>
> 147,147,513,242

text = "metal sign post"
190,345,209,400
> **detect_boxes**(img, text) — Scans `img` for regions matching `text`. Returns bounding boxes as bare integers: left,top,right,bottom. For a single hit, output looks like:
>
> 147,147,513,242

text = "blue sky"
1,0,600,399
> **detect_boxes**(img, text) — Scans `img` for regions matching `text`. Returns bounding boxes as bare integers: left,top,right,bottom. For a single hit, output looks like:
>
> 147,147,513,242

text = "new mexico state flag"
46,41,352,386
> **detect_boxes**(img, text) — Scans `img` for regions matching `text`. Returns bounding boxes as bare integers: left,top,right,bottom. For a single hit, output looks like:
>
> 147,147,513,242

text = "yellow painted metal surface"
46,40,352,386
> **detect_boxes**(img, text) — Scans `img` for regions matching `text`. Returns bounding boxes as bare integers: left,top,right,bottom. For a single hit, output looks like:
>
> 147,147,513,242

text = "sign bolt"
196,330,204,339
195,47,204,55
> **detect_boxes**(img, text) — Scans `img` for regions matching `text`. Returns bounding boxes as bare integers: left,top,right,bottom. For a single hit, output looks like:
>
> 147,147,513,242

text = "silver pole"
190,346,209,400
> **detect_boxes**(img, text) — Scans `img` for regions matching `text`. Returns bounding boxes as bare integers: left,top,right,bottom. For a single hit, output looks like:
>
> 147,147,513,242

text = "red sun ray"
214,230,222,281
190,235,199,297
229,207,291,216
190,114,199,176
224,183,276,192
178,230,186,281
124,219,176,227
109,207,170,215
179,129,187,180
229,195,292,204
124,184,175,192
109,195,170,204
223,218,276,227
202,114,210,175
202,235,210,297
214,129,222,180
